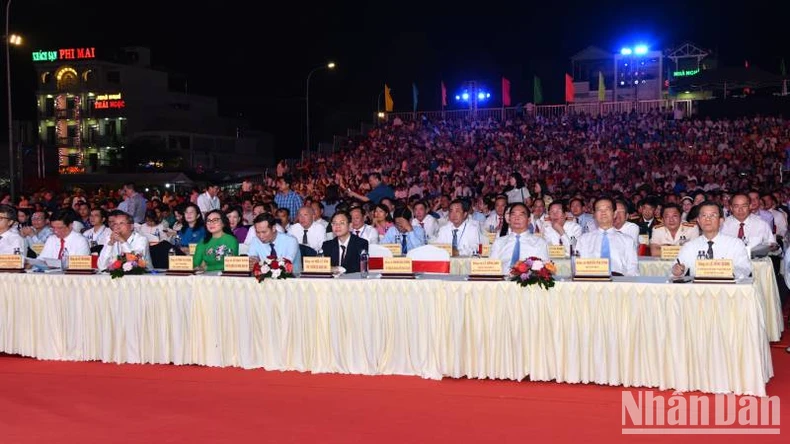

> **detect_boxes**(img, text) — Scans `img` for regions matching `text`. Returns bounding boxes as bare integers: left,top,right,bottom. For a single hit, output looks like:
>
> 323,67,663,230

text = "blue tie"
510,234,521,267
452,229,458,249
600,230,611,273
401,233,408,254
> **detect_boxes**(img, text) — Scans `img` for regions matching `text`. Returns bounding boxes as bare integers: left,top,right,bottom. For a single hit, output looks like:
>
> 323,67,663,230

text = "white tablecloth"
449,257,784,341
0,273,773,396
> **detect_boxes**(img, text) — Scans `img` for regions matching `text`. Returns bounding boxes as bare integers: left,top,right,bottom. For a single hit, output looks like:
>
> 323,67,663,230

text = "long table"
0,273,773,396
448,257,784,341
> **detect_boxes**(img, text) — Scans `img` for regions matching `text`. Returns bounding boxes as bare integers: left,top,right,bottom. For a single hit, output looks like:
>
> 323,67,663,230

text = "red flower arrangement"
252,255,295,282
509,256,557,289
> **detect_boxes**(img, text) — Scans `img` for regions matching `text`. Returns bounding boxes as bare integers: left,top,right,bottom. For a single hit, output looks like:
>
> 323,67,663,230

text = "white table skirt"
0,273,773,396
449,257,784,341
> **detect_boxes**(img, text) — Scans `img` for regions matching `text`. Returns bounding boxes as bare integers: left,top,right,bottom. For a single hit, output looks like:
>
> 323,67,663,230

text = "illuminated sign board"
32,47,96,62
673,69,700,77
94,93,125,109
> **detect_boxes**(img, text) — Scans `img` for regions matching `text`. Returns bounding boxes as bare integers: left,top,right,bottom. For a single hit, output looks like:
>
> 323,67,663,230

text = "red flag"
441,81,447,107
502,77,511,107
565,74,575,103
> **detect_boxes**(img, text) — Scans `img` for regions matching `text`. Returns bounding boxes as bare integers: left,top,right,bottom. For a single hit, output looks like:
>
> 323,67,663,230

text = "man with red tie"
37,211,90,265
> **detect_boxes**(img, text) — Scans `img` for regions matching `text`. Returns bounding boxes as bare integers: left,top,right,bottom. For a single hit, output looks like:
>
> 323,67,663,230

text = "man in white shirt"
349,206,378,245
490,203,550,274
613,199,640,250
484,195,508,235
37,211,91,265
0,204,25,255
287,206,330,253
721,194,776,249
541,201,582,257
98,211,153,271
435,199,488,256
196,183,221,218
576,197,639,276
761,193,787,238
672,201,752,280
411,200,439,242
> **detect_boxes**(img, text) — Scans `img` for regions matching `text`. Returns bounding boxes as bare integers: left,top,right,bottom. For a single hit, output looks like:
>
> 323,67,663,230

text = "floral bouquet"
253,255,295,282
510,256,557,289
108,252,148,279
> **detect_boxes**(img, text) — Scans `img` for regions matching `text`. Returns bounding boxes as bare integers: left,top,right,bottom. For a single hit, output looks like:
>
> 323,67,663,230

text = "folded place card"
548,245,566,259
188,243,198,255
432,244,454,256
31,244,45,255
695,259,734,279
383,257,412,273
169,256,194,271
303,257,331,273
0,254,24,269
480,244,491,257
224,256,252,273
573,258,610,276
470,259,502,276
68,255,93,270
660,245,681,260
486,232,497,244
380,243,403,256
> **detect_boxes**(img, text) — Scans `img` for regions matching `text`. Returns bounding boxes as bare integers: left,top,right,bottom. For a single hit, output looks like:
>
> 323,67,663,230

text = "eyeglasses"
206,218,222,224
0,216,11,222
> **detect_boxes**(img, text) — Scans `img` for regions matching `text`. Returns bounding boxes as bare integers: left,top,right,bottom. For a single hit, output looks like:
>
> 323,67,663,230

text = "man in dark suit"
322,211,369,273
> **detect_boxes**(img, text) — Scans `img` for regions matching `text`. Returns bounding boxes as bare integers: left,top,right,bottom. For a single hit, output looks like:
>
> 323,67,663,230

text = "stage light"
461,92,469,100
634,45,648,55
455,95,460,100
478,92,485,100
621,47,632,55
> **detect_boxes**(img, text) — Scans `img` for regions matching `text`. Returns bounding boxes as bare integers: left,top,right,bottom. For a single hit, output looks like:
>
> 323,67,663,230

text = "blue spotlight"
634,45,648,55
620,47,632,55
461,92,469,101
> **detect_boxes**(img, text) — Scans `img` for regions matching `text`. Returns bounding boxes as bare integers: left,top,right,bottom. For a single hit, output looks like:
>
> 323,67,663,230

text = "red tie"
737,222,744,239
497,216,503,230
58,238,65,259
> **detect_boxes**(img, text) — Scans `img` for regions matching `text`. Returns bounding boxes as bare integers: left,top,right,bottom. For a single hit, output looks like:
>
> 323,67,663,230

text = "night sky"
3,0,787,160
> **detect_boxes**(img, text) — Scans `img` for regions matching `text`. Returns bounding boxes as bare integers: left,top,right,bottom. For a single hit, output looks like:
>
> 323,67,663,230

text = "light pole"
305,61,335,155
5,0,20,201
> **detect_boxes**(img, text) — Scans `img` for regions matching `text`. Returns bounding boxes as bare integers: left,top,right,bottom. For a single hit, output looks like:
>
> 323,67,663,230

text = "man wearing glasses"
97,211,152,271
671,201,752,280
0,204,25,254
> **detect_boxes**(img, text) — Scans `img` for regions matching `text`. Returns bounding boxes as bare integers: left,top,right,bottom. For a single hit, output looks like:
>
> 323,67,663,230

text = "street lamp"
5,0,21,201
305,61,335,155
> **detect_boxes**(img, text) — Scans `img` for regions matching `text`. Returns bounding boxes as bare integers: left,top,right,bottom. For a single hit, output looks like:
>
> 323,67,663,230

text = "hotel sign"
32,47,96,62
672,69,700,77
94,93,125,109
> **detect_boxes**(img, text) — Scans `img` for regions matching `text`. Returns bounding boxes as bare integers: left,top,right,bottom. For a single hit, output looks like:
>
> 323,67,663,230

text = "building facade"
31,46,273,176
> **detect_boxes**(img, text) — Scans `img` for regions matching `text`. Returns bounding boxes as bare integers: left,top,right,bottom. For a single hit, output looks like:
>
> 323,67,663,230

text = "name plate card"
433,244,454,256
188,243,198,255
383,257,412,273
548,245,566,259
224,256,252,272
661,245,681,260
0,254,23,269
68,255,93,270
380,243,403,256
470,259,502,275
31,244,44,255
303,257,331,273
486,232,497,244
480,244,491,257
574,258,610,276
169,256,194,271
695,259,734,279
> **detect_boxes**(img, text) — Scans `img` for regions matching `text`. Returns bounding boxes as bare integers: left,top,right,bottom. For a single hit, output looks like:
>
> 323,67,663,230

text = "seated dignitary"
0,204,26,254
575,197,639,276
649,203,699,257
321,211,369,273
97,211,152,271
248,212,302,275
490,203,550,274
36,210,90,264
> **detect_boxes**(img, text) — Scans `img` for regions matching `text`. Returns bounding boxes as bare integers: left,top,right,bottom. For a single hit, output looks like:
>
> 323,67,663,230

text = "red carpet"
1,350,788,444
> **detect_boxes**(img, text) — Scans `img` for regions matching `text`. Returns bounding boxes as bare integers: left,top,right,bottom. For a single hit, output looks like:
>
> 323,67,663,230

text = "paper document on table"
25,257,62,269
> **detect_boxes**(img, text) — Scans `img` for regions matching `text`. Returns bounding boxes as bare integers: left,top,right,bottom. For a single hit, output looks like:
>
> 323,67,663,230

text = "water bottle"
570,248,580,277
13,247,22,268
61,247,69,270
359,249,369,278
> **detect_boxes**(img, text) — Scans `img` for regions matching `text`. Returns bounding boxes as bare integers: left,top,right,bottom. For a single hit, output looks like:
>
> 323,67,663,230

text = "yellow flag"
598,72,605,101
384,84,394,112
